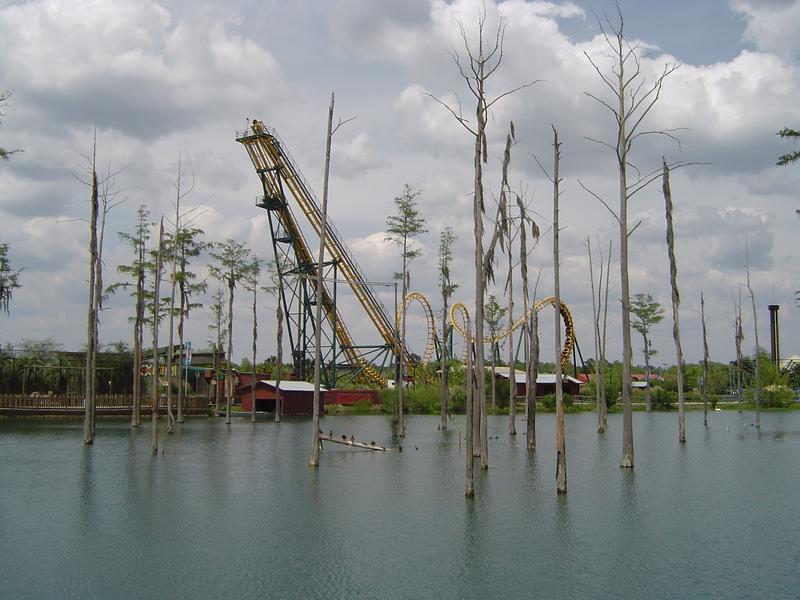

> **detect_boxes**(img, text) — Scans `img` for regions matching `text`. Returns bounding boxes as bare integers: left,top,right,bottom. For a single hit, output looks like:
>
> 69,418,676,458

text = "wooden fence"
0,394,210,414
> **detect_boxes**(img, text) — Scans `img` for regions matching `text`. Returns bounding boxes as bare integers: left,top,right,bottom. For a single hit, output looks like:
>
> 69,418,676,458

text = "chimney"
768,304,780,367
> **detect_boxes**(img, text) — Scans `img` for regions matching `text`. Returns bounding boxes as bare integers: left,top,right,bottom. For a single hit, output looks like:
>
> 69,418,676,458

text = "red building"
493,368,583,397
324,389,380,406
238,380,326,415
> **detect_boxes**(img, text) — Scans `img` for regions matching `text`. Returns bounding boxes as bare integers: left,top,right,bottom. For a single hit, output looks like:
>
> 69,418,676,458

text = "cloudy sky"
1,0,799,369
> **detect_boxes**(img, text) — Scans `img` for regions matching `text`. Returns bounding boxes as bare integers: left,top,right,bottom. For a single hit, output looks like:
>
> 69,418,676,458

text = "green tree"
241,254,263,424
173,225,208,423
438,226,458,430
777,128,800,167
484,294,506,412
630,293,665,412
385,183,427,437
207,287,227,417
209,239,251,424
0,242,22,317
108,205,151,427
0,91,20,160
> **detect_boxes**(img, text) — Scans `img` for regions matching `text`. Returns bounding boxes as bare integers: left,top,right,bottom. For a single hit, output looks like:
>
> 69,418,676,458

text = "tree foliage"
777,127,800,167
0,242,22,315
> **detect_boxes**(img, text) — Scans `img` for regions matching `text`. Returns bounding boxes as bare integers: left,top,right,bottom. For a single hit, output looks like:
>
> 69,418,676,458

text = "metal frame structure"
237,121,397,387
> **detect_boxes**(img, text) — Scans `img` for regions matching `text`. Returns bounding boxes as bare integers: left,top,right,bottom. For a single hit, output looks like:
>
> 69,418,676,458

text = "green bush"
761,385,795,408
540,394,574,411
651,386,675,410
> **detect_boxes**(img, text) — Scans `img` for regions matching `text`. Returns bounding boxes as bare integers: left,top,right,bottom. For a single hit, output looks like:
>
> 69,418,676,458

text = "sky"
1,0,799,369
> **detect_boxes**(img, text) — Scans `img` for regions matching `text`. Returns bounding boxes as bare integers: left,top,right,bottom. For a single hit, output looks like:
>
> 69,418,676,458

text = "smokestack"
768,304,780,367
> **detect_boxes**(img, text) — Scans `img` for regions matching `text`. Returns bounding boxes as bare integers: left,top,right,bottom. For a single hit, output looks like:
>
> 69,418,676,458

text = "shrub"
650,386,675,410
540,394,574,411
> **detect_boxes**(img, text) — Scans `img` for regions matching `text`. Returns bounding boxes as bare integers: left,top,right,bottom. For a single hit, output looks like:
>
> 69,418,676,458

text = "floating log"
319,432,389,451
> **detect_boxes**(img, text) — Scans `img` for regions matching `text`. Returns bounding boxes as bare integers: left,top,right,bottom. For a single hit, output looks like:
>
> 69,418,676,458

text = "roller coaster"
237,121,576,387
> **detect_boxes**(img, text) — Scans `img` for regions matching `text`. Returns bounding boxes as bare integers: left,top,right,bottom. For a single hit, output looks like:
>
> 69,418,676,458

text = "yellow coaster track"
396,292,575,368
237,121,389,386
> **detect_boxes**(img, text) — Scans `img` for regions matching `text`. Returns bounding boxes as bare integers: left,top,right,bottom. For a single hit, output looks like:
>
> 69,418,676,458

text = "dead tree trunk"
662,159,686,443
310,92,336,467
275,303,283,423
600,241,612,430
735,292,744,412
518,198,537,450
587,237,604,432
552,127,567,494
701,291,709,427
745,249,761,428
83,165,98,446
151,219,165,454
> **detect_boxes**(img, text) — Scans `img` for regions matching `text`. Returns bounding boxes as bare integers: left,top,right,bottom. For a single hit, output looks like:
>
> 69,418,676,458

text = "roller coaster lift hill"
236,120,579,388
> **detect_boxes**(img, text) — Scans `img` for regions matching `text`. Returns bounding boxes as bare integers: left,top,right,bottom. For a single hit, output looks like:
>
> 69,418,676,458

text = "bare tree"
151,219,165,454
581,8,680,468
734,290,744,412
438,227,458,430
550,127,567,493
599,240,612,429
745,242,761,428
83,146,99,446
701,291,709,427
586,237,607,432
518,197,541,450
310,92,355,467
263,259,285,423
662,159,686,443
428,6,536,493
242,255,263,424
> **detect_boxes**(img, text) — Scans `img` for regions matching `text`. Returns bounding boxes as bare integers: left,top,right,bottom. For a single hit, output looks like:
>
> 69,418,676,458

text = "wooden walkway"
319,432,389,451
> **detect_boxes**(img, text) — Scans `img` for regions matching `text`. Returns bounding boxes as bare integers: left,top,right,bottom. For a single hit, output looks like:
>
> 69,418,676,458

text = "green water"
1,411,798,599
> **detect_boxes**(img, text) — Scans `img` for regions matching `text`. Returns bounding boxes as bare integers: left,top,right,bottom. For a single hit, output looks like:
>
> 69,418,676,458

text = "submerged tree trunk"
151,219,165,454
746,256,761,428
310,92,336,467
643,333,653,412
225,275,234,426
440,303,449,430
552,127,566,494
251,284,258,424
520,209,536,450
735,293,744,412
600,241,612,430
662,159,686,444
465,341,475,496
166,259,177,434
701,291,709,427
275,303,283,423
528,310,539,451
84,167,99,446
508,248,516,435
177,280,186,424
587,238,604,433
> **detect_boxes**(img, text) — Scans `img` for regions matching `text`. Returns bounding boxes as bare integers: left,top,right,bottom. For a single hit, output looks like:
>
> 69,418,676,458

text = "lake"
1,410,798,599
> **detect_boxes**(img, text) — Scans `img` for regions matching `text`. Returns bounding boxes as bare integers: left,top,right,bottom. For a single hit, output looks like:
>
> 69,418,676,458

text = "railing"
0,394,210,411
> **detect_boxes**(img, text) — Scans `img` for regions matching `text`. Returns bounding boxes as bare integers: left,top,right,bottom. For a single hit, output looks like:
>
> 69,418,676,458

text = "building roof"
259,380,327,392
492,367,582,386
